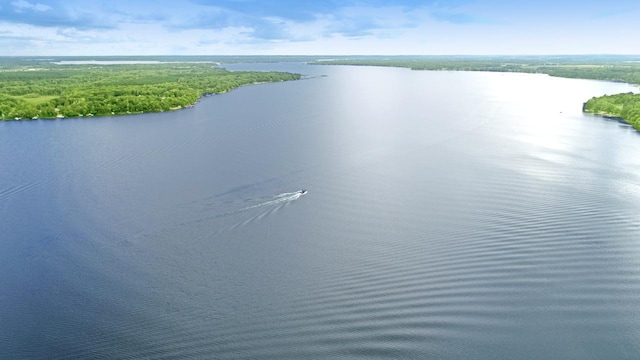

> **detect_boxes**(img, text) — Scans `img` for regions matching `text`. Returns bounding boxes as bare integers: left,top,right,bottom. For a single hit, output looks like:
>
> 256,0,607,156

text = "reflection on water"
1,64,640,359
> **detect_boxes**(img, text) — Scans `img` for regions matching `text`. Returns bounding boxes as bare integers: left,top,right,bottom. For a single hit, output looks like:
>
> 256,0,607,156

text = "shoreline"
0,64,301,121
314,59,640,132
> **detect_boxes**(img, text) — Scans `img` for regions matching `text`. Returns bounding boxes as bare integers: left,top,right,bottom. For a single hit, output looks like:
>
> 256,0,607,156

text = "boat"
299,189,308,195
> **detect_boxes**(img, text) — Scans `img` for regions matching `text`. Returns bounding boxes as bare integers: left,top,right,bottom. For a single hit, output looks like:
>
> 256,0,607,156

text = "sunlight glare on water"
1,63,640,359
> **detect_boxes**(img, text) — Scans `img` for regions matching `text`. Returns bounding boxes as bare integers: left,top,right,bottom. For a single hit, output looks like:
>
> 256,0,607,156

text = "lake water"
1,63,640,359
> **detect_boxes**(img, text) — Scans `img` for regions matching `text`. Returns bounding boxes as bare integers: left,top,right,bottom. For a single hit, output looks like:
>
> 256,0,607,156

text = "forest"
0,61,300,120
583,93,640,130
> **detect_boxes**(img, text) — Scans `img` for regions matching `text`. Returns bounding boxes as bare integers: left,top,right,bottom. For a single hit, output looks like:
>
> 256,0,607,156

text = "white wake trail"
215,191,306,234
236,191,304,212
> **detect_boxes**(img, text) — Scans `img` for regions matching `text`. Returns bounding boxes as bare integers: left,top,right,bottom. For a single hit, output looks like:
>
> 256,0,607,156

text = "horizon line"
2,54,640,58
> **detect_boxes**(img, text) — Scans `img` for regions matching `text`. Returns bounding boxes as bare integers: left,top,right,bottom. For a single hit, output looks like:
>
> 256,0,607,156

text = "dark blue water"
2,63,640,359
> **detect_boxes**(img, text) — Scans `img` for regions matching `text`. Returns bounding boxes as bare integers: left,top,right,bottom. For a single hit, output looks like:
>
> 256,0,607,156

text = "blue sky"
0,0,639,55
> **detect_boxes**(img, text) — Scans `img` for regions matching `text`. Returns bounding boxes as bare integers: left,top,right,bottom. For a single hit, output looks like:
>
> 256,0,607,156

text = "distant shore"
313,56,640,131
3,56,639,130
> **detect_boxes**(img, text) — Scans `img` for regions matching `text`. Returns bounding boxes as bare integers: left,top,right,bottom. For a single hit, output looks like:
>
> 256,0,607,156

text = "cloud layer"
0,0,639,55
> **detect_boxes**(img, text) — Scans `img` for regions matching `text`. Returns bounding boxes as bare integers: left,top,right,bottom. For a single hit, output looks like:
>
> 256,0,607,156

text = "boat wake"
216,190,307,233
235,191,306,213
137,190,308,241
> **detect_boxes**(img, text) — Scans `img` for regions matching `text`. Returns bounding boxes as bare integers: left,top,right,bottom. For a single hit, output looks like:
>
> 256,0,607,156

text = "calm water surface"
1,64,640,359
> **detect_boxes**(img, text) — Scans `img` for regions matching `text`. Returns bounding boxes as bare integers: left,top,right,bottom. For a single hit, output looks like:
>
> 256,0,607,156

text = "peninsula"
0,58,300,120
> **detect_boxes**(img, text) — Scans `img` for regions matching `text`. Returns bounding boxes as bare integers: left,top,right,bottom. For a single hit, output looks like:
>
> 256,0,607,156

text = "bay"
1,63,639,359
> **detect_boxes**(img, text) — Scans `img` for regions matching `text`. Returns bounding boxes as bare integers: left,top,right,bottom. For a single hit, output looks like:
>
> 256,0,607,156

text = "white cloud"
11,0,51,12
2,0,640,55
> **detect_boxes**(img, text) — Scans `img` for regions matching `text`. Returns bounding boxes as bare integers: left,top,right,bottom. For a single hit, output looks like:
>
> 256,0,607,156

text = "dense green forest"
0,61,300,120
314,56,640,131
583,93,640,130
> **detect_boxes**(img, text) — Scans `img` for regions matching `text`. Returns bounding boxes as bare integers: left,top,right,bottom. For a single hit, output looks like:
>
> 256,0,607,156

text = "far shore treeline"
0,60,300,120
1,55,639,131
311,55,640,131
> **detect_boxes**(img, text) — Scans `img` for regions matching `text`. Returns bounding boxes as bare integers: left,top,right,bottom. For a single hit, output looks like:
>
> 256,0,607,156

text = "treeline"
583,93,640,130
313,56,640,84
0,63,300,120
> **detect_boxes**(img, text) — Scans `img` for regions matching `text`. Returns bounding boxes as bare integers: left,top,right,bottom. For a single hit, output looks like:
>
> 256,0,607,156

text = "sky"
0,0,639,56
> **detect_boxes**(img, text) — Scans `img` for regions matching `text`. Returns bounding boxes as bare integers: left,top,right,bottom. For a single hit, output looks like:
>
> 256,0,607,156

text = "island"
312,55,640,131
0,58,300,120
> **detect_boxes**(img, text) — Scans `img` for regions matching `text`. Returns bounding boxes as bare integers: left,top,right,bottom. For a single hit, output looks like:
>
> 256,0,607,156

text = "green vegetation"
312,55,640,83
2,55,639,129
583,93,640,130
0,61,300,120
313,55,640,131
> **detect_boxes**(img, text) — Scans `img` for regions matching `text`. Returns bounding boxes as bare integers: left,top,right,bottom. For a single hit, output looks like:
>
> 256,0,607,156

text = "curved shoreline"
314,57,640,132
0,64,301,121
6,82,286,122
583,92,640,131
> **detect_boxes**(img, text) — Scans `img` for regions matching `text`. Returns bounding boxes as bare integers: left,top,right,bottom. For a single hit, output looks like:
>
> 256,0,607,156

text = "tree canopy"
0,62,300,120
583,93,640,130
